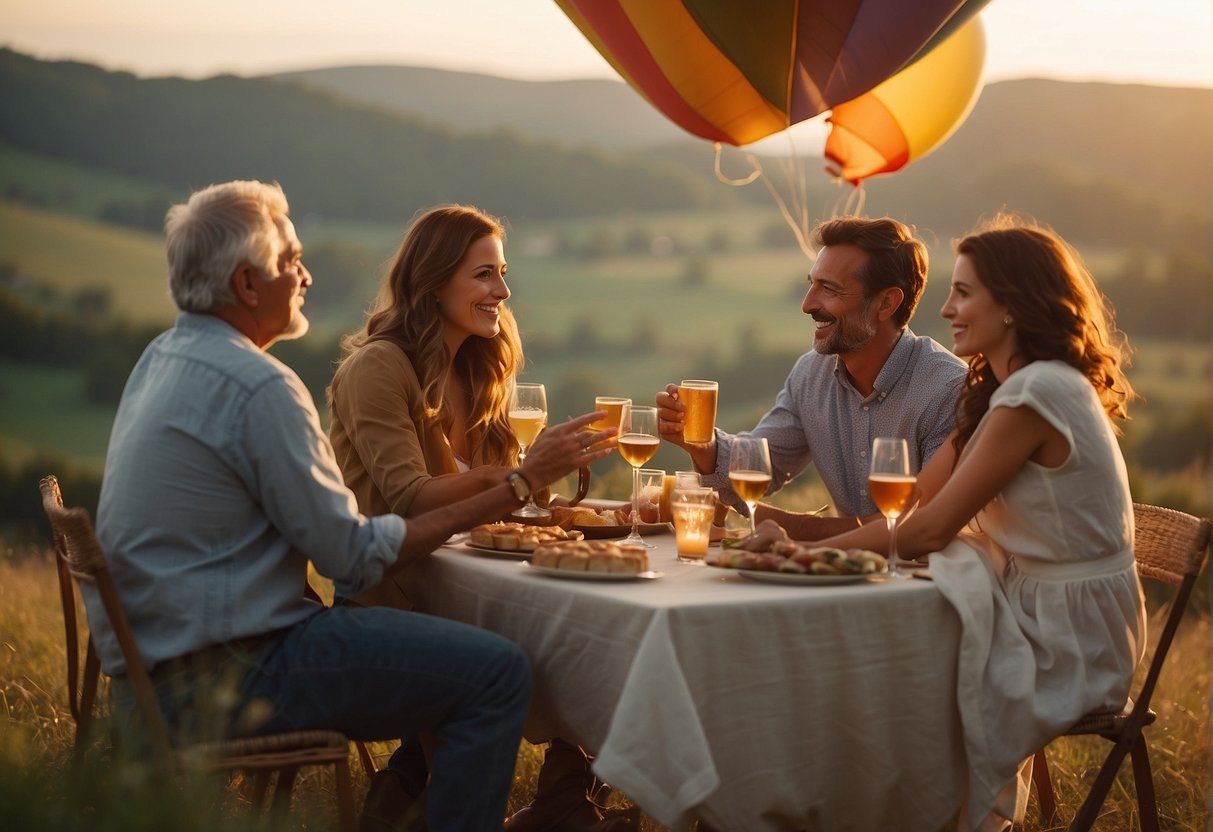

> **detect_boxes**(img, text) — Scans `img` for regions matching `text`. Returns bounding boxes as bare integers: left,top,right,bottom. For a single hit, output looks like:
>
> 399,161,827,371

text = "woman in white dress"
802,216,1147,830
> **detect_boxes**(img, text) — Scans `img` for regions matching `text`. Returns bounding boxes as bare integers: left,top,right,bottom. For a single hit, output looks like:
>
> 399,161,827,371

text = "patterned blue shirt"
705,330,967,517
91,313,404,675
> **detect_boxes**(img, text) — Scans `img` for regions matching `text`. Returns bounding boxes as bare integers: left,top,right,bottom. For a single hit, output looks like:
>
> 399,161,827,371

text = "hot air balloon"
555,0,988,185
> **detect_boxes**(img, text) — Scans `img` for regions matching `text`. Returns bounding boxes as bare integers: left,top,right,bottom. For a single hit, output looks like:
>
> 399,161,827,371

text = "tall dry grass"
2,543,1207,830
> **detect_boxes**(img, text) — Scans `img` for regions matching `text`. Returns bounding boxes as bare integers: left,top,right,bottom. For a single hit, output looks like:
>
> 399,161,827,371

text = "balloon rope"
751,151,814,262
712,142,761,185
711,143,815,261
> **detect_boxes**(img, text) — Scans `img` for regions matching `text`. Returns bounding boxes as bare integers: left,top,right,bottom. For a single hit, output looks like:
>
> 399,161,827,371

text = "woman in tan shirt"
329,204,632,832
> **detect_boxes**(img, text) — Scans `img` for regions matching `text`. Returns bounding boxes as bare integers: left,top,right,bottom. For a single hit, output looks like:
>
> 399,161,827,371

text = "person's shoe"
504,745,638,832
360,768,427,832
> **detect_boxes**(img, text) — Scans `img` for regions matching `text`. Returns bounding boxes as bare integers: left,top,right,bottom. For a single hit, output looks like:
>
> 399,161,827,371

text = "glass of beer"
509,382,549,519
869,437,916,578
679,380,718,446
618,403,660,547
727,436,771,537
671,486,716,563
591,396,630,450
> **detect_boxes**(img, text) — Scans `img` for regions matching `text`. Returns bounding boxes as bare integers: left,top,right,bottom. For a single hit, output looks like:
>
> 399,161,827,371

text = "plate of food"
464,522,584,558
521,562,663,581
706,519,887,582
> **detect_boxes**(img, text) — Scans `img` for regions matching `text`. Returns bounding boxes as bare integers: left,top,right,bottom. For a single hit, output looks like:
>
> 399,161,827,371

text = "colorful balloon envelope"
556,0,989,183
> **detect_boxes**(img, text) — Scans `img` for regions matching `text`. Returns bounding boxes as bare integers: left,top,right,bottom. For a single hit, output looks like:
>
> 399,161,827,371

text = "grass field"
1,546,1207,830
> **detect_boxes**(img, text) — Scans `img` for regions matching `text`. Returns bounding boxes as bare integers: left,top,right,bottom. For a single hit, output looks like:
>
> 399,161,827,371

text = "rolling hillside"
0,48,721,224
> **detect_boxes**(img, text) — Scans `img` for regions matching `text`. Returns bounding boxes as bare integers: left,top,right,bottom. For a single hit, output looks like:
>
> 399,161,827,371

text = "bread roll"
530,540,649,574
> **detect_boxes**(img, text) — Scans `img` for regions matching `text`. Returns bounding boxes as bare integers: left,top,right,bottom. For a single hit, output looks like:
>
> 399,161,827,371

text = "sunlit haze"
3,0,1211,89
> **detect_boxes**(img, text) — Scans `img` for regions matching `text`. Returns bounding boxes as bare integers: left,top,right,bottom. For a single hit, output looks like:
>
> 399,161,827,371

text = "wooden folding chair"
41,475,357,831
1032,502,1211,832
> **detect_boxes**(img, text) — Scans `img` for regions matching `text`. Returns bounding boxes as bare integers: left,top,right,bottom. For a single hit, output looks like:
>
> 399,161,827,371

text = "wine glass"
509,382,549,519
727,436,771,537
869,437,916,578
618,403,660,547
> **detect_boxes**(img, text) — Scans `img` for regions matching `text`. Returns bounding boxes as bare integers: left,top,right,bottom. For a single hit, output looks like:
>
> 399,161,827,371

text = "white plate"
734,569,874,586
463,542,533,560
521,562,663,581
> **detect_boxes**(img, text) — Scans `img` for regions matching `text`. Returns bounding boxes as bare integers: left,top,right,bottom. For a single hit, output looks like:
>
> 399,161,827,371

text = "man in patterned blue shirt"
658,216,967,539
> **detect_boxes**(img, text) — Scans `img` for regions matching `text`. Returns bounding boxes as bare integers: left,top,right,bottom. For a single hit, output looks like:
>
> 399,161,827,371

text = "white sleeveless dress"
930,360,1146,830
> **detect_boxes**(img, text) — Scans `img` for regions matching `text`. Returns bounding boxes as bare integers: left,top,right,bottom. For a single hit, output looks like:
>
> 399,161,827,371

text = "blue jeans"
243,606,531,831
120,606,531,832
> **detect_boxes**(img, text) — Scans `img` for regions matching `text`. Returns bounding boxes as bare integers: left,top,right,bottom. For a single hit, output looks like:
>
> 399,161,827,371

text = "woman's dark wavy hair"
952,214,1135,457
335,204,522,466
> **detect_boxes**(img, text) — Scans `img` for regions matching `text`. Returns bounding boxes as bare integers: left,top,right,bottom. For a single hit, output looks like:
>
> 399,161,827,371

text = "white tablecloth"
400,537,966,831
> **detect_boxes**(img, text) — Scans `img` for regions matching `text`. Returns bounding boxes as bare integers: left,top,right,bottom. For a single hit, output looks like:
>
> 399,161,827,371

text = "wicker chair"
41,475,357,831
1032,502,1211,832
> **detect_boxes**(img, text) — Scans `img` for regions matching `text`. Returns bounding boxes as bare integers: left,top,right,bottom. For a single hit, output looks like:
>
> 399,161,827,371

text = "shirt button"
860,450,867,457
862,406,869,412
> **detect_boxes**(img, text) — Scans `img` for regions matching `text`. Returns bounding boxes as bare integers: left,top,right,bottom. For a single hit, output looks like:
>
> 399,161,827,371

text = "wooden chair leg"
1069,735,1135,832
272,765,299,814
74,641,101,756
1032,748,1058,825
335,758,357,832
250,770,273,811
1129,742,1159,832
355,740,378,779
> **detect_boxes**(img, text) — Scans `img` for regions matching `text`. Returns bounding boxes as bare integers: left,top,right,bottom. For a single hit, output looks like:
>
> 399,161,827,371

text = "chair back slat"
1132,503,1211,585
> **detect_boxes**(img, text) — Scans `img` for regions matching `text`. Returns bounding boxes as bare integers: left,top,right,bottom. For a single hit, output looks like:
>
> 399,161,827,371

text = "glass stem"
888,516,900,569
631,466,640,536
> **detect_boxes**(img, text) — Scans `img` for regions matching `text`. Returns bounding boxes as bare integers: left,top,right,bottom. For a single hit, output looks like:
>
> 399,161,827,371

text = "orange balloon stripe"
824,94,909,184
559,0,732,144
620,0,787,145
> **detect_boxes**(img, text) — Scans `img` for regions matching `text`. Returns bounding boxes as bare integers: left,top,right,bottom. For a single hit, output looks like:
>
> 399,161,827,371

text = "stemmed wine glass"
869,437,916,578
617,403,660,547
727,436,771,537
509,382,549,519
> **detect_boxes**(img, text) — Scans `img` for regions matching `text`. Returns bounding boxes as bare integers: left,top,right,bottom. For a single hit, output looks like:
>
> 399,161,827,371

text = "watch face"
509,473,530,502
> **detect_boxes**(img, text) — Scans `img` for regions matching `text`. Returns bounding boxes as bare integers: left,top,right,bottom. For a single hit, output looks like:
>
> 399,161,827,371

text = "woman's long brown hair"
952,215,1135,457
335,205,523,466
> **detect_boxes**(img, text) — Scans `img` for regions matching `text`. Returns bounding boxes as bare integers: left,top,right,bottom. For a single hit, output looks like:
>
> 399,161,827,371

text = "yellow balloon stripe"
619,0,786,145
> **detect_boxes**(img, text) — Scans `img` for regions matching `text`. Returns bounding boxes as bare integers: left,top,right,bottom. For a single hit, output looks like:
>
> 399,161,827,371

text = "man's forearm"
388,481,519,572
753,504,865,541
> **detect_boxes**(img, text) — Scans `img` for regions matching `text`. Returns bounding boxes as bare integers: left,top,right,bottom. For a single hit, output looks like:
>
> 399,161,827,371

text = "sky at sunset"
3,0,1211,89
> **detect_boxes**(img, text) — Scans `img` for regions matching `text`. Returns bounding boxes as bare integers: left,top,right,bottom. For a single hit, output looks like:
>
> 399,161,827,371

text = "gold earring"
1003,315,1013,327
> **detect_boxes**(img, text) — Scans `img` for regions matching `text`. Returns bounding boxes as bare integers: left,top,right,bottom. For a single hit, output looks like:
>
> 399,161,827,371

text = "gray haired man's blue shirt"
91,313,404,675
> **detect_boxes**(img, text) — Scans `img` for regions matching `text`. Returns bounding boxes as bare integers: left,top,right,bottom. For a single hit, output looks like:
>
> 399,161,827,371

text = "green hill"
0,201,172,324
0,48,721,224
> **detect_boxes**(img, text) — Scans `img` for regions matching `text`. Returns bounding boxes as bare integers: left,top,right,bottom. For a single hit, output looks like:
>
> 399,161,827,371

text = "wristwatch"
506,470,532,505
